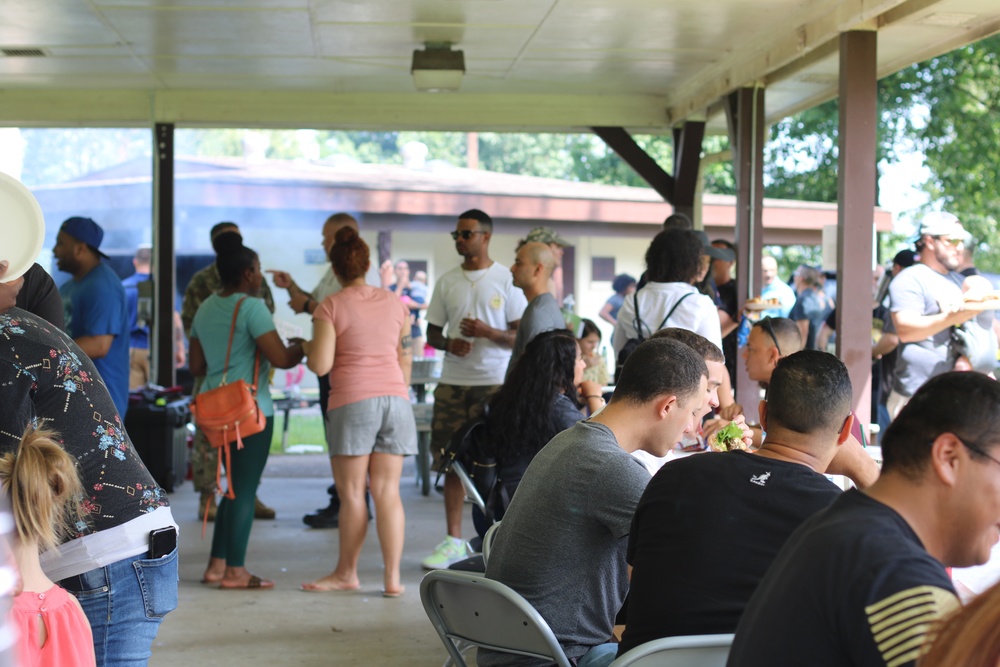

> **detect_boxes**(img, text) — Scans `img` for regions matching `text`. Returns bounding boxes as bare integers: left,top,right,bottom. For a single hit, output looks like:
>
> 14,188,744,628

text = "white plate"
0,171,45,283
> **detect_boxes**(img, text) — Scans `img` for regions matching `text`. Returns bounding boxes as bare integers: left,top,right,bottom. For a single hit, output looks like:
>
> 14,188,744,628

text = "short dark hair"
663,213,693,230
645,229,702,284
651,327,724,363
751,317,803,356
210,221,240,241
579,318,602,341
612,338,707,407
881,372,1000,478
458,209,493,233
711,239,736,254
766,351,852,434
612,274,637,295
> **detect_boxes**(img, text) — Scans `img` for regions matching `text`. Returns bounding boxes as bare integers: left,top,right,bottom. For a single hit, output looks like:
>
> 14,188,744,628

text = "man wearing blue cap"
53,216,131,417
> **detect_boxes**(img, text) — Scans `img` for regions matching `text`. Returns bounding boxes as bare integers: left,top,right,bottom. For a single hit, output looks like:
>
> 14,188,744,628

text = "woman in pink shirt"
300,226,416,597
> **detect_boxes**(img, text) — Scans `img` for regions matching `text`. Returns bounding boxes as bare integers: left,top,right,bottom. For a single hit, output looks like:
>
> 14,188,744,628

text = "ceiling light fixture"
411,42,465,93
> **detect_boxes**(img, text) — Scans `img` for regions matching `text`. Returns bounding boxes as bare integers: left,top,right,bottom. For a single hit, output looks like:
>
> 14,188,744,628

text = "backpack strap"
655,291,694,331
631,288,648,340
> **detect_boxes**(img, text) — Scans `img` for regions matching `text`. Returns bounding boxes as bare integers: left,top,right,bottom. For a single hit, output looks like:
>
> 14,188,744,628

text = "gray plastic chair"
420,570,572,667
481,521,500,566
609,634,734,667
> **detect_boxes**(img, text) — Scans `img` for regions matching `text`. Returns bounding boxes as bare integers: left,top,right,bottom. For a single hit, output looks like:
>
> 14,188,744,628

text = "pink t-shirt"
12,585,96,667
314,285,411,411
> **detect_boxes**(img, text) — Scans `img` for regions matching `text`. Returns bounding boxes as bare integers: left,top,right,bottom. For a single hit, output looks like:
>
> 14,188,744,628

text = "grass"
269,412,328,455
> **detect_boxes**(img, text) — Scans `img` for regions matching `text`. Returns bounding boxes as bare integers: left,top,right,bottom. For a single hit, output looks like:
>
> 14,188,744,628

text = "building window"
592,256,615,282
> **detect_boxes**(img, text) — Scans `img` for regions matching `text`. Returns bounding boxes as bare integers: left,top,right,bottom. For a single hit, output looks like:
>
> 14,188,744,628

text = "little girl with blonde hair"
1,425,95,667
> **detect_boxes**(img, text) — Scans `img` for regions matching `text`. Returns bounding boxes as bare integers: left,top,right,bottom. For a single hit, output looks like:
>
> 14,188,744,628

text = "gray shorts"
325,395,418,457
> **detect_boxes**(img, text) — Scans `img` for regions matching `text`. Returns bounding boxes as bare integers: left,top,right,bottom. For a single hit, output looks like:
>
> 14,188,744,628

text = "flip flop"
382,587,405,598
219,575,274,590
300,581,360,593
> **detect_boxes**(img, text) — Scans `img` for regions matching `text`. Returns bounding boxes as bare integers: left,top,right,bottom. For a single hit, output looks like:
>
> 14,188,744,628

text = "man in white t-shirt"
422,209,528,569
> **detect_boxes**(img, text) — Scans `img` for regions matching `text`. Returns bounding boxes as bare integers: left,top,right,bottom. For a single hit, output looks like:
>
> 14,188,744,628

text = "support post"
726,87,766,411
835,30,878,430
672,121,706,223
152,123,176,388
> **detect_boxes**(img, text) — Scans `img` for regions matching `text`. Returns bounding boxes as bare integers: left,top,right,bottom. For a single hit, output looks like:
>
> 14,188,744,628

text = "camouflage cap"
525,226,571,247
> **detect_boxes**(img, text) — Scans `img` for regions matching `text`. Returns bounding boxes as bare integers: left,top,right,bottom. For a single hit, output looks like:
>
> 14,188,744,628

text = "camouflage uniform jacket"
181,263,275,336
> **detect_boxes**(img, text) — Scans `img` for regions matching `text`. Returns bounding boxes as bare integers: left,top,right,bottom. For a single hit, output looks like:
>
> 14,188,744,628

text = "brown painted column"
152,123,176,388
672,121,706,223
836,31,877,430
726,87,765,411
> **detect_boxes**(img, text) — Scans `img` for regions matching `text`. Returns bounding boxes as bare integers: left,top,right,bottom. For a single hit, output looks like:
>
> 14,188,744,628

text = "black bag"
615,290,694,382
437,410,498,516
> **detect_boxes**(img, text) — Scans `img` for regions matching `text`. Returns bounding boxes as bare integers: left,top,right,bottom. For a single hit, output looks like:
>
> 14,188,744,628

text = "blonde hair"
0,426,85,552
919,581,1000,667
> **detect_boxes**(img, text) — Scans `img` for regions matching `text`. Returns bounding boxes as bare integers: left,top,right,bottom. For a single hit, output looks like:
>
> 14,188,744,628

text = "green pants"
210,417,274,567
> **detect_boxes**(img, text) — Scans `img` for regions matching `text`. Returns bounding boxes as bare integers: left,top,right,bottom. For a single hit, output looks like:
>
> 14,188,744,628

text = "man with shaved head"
507,241,567,375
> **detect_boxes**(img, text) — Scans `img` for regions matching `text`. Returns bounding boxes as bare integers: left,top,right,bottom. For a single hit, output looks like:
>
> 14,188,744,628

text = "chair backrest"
609,634,734,667
451,460,487,515
482,521,500,566
420,570,572,667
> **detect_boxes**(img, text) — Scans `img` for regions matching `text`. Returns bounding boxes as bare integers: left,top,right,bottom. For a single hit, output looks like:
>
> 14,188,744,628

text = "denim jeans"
61,547,179,667
576,642,619,667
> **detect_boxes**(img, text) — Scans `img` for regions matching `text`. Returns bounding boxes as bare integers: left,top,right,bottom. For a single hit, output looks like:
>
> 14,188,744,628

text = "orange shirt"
313,285,411,411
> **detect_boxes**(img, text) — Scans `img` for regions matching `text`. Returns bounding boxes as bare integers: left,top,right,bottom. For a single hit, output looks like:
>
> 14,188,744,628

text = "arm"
598,301,616,326
459,317,518,348
398,322,413,387
173,311,186,368
891,308,978,344
872,332,899,360
796,319,809,346
579,380,606,414
75,335,114,359
816,322,834,351
255,330,305,370
304,319,335,376
718,309,739,338
427,323,472,356
188,337,207,377
825,433,880,490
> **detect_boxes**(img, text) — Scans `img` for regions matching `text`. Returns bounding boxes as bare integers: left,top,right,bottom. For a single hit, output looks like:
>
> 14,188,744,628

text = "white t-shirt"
312,267,341,302
426,262,527,386
612,282,723,357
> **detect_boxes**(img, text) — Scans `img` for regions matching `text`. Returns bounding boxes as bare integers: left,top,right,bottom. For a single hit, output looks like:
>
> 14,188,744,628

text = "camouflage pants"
430,383,499,472
191,426,220,496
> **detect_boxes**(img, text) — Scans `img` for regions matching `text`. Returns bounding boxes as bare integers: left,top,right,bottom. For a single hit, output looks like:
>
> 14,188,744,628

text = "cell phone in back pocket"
149,527,177,559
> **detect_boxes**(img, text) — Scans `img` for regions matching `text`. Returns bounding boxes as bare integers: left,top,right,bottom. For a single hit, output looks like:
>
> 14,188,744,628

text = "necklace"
461,264,491,287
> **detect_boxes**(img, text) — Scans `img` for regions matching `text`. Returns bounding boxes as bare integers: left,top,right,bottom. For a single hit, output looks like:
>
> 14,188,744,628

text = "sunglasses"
451,230,486,241
934,236,964,248
760,317,782,356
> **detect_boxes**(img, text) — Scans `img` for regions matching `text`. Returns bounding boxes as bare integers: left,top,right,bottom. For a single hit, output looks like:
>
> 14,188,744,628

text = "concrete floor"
149,454,455,667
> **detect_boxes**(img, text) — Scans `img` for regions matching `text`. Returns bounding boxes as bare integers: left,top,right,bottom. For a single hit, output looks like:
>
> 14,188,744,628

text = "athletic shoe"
421,536,468,570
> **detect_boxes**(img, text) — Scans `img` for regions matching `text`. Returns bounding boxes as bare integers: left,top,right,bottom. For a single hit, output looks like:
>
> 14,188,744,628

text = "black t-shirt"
728,490,958,667
14,263,64,330
619,451,840,655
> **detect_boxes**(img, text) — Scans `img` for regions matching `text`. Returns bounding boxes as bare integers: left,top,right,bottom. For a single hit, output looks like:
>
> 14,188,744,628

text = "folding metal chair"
450,460,487,516
608,634,734,667
481,521,500,566
420,570,572,667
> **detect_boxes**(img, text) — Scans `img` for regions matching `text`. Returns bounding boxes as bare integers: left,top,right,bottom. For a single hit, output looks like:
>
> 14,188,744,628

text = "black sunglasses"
451,230,486,241
760,317,782,356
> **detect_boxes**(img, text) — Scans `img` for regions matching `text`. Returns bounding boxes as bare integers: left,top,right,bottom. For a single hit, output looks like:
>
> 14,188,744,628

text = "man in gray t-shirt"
482,338,709,667
507,242,567,376
888,214,989,415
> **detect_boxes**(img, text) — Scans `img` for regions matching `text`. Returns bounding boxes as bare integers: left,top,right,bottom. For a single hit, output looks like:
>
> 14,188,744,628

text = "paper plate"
0,171,45,283
744,301,782,312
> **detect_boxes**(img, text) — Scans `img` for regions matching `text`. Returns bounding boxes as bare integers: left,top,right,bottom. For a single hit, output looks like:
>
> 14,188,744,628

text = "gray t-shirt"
480,421,651,666
889,263,989,396
506,292,566,376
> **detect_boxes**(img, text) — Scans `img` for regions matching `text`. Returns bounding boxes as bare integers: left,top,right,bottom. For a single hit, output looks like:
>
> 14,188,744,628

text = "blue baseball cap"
60,217,109,259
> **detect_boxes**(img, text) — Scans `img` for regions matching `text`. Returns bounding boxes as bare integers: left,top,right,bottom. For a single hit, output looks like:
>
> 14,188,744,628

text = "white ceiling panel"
0,0,996,131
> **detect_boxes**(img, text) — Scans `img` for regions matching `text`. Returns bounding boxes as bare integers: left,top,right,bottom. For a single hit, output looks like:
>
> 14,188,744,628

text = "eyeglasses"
760,317,782,356
451,230,486,241
958,437,1000,468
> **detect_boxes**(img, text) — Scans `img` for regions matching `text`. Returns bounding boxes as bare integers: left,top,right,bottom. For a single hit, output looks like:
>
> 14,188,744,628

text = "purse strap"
220,296,260,393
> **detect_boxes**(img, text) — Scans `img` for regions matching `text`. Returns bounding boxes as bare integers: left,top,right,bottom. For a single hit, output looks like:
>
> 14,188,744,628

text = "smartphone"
149,527,177,559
